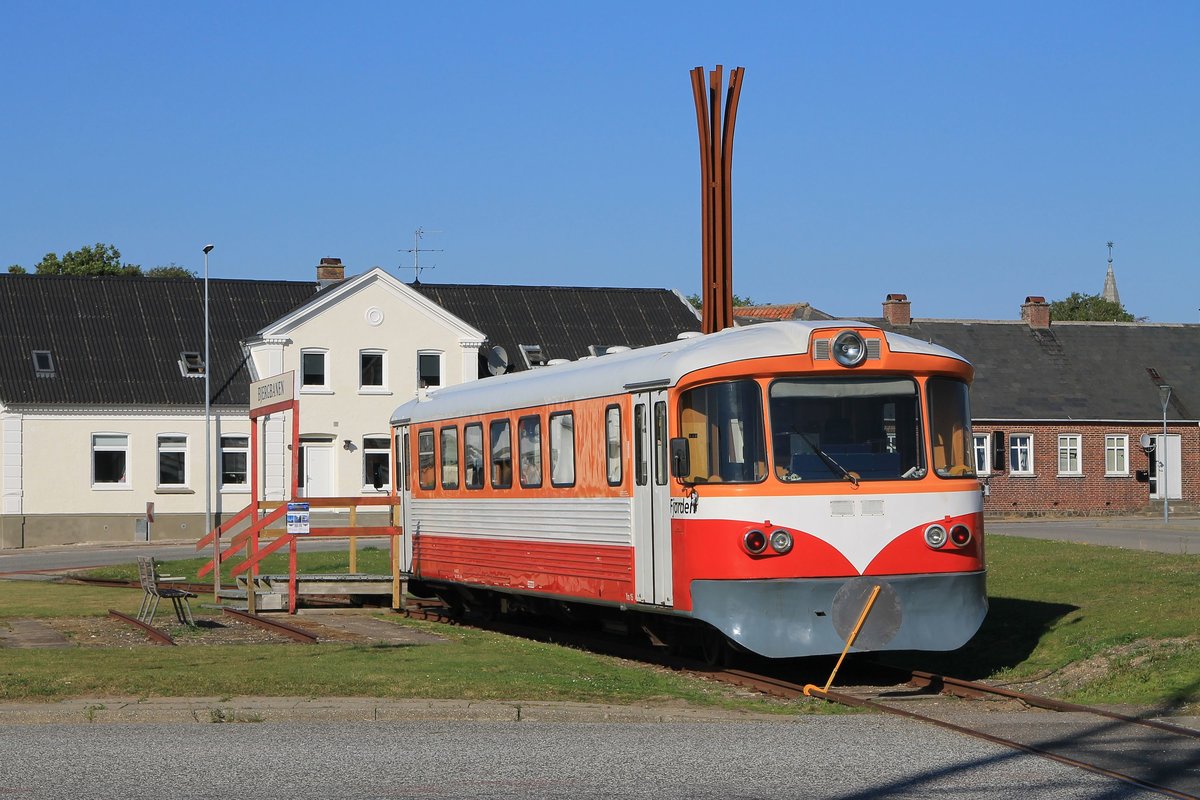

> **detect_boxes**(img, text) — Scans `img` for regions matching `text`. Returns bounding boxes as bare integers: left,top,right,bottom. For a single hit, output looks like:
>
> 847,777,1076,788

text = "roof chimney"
1021,295,1051,329
317,257,345,288
882,293,911,326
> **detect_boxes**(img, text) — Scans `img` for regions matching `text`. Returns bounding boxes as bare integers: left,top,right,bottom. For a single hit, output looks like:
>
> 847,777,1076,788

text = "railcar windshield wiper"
796,432,859,486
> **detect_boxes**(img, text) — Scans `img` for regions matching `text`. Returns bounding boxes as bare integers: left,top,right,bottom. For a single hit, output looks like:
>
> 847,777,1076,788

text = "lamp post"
203,243,217,595
1159,384,1172,524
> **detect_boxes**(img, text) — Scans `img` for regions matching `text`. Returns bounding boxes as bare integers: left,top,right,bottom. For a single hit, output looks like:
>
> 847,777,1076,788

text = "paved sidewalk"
0,696,787,725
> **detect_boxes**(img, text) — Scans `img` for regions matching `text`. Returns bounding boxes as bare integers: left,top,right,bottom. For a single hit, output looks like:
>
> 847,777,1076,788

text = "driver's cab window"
678,380,767,484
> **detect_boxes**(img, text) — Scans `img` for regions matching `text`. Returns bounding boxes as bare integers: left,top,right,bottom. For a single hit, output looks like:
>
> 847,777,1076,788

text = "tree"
146,263,197,278
6,265,26,274
1049,292,1134,322
31,243,141,276
686,292,756,309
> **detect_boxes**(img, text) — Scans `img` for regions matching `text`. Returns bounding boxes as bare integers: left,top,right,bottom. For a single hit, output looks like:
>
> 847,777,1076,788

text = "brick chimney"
316,257,345,287
1021,295,1051,329
882,293,911,326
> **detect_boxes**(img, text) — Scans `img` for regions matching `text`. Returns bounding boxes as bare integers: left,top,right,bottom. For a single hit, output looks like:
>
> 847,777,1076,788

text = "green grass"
3,535,1198,711
910,535,1200,711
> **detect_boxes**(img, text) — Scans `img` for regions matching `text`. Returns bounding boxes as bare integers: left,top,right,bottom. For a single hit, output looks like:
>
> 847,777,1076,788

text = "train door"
632,390,672,606
394,426,413,572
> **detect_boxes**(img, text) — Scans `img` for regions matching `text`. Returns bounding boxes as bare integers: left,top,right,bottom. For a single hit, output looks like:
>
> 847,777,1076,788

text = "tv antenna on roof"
402,227,443,284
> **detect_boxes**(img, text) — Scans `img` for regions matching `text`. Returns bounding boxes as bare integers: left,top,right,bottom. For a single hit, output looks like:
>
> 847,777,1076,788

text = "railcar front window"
678,380,766,484
769,378,924,482
927,378,977,478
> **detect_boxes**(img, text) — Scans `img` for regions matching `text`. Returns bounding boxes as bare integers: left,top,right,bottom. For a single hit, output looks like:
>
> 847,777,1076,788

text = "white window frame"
417,350,444,389
1105,434,1129,477
1057,434,1082,476
362,435,391,492
220,434,250,492
1009,433,1034,476
156,433,189,489
359,349,389,394
972,433,991,476
91,432,131,490
300,348,330,393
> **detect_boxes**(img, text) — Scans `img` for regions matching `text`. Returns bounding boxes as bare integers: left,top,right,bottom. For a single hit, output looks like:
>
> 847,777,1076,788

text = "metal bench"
136,556,196,626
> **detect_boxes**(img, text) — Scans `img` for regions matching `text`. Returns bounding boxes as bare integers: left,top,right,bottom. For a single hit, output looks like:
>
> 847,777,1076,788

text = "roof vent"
676,331,703,340
178,351,205,378
519,344,547,368
32,350,56,378
813,340,831,360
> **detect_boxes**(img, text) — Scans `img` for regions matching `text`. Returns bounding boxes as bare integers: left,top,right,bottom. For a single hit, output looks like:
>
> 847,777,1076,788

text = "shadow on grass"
886,595,1079,680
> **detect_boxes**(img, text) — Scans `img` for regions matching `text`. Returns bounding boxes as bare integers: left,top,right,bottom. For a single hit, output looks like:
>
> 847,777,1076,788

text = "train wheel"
700,627,730,667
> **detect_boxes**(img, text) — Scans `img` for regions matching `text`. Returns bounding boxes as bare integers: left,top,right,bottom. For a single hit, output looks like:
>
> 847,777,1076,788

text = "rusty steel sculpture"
691,64,744,334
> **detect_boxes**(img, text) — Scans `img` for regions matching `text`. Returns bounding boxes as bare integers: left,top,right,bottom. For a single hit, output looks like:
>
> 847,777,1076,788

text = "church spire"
1102,241,1121,306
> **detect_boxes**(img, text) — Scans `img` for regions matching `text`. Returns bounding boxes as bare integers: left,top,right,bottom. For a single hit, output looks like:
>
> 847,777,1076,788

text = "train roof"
390,320,969,425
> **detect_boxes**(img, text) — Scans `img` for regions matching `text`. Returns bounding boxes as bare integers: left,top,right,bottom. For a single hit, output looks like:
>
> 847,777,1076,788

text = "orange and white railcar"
389,321,987,658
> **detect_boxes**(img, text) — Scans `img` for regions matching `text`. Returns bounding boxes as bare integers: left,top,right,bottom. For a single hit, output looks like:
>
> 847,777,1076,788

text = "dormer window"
519,344,547,368
32,350,55,378
178,351,205,378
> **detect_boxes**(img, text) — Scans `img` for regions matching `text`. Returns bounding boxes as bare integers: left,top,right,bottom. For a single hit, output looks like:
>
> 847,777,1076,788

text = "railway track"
221,607,319,643
107,609,176,645
712,667,1199,800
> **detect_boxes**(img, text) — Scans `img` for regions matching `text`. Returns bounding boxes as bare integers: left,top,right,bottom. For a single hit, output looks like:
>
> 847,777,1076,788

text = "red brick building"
739,294,1199,516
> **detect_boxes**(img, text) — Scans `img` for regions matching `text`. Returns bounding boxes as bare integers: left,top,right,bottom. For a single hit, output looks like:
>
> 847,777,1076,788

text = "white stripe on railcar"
410,497,634,547
680,491,980,573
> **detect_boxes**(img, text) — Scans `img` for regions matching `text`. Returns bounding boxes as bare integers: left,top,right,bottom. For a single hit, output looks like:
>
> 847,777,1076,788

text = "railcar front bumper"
689,571,987,659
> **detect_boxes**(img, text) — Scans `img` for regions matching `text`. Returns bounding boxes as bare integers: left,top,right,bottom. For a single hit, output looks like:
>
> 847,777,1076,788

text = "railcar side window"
490,419,513,489
464,423,484,489
518,415,542,488
605,405,622,486
634,404,648,486
440,426,459,489
653,401,668,486
549,411,575,487
769,378,924,482
393,431,403,492
678,380,766,484
927,378,977,479
417,429,436,490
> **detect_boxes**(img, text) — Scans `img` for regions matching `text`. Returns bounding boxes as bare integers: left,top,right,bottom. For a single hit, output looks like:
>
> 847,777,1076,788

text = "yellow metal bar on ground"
804,584,882,697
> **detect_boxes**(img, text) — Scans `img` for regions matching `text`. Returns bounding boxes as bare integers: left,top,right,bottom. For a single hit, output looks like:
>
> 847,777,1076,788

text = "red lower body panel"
414,535,634,604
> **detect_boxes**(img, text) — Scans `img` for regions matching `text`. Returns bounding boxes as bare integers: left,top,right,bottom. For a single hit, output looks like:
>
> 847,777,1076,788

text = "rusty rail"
108,609,176,646
222,608,318,644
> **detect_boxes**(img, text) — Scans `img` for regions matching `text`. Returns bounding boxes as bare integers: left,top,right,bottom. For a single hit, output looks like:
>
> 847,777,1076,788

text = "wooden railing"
196,496,403,613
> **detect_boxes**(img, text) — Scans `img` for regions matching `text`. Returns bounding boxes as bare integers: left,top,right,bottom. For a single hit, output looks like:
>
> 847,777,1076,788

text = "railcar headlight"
950,525,972,547
832,330,867,367
924,524,948,549
769,529,794,554
743,529,767,554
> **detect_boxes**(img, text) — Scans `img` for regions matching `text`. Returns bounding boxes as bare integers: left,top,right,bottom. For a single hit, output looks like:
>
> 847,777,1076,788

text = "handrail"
195,502,254,551
257,496,396,509
231,532,293,577
197,504,287,579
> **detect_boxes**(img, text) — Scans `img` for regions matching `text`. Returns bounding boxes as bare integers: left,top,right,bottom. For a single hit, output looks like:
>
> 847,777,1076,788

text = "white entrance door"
632,390,672,607
1150,434,1182,500
301,443,334,498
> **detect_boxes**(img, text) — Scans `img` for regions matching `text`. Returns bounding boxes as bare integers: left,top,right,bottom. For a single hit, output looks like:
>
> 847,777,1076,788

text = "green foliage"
9,243,192,279
146,263,198,278
685,292,756,310
1049,291,1134,322
34,243,142,276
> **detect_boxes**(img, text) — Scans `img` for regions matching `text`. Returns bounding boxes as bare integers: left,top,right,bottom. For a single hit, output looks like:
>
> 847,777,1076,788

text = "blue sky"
2,1,1197,322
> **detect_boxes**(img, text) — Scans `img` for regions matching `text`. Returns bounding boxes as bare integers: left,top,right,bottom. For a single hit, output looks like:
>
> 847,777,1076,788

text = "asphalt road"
987,516,1200,555
0,718,1163,800
0,538,371,577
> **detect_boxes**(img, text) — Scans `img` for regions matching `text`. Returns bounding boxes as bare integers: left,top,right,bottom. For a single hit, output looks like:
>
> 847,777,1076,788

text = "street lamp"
1159,384,1172,524
203,244,217,595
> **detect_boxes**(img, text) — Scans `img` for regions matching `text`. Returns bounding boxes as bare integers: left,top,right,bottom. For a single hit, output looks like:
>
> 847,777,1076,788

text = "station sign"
286,502,311,535
250,371,295,414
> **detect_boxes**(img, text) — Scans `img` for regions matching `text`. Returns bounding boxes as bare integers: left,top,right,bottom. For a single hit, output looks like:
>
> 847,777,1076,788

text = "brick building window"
1105,434,1129,476
972,433,990,475
1009,434,1033,475
1057,434,1082,476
